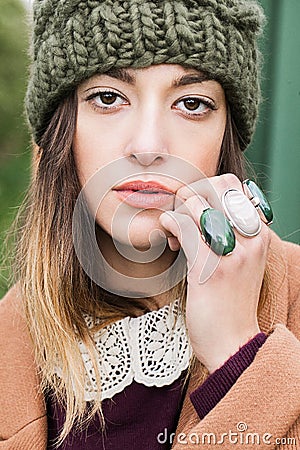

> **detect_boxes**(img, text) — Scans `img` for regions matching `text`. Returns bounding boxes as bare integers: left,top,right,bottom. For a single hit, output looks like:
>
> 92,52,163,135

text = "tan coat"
1,231,300,449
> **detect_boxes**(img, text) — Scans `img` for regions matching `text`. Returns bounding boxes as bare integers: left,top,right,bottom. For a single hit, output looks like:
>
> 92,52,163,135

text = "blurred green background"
0,0,299,298
249,0,300,246
0,0,31,297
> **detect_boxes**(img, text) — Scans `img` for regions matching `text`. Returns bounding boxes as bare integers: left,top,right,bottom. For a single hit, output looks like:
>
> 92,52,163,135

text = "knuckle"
176,196,207,219
184,214,198,231
255,232,269,256
175,185,188,200
185,195,205,211
183,196,196,211
220,173,241,190
249,225,270,255
173,212,195,230
242,229,269,260
176,182,201,200
260,223,271,244
234,247,248,267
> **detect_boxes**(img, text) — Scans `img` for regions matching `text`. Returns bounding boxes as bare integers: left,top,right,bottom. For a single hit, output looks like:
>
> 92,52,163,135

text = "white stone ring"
221,188,262,238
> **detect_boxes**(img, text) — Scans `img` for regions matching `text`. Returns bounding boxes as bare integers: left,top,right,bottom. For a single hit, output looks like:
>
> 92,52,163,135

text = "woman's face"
73,64,227,250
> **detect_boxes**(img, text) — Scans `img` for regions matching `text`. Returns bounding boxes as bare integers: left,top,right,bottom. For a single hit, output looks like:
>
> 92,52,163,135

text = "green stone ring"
199,208,236,256
242,179,274,225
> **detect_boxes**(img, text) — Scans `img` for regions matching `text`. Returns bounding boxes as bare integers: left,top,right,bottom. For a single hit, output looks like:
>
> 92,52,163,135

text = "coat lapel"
0,285,47,442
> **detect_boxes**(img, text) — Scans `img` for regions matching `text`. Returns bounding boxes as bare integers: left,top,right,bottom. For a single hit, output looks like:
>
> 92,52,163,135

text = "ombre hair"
13,88,264,445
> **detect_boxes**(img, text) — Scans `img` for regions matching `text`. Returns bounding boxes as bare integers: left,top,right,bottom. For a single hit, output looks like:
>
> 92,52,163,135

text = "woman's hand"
159,174,271,373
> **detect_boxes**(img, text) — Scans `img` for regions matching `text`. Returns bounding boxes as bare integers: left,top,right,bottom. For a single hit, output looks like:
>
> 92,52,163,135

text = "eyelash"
173,96,217,118
85,89,129,111
85,90,217,118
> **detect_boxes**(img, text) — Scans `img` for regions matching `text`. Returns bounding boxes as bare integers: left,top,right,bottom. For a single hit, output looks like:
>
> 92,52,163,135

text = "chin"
130,229,167,251
101,209,168,251
120,214,167,249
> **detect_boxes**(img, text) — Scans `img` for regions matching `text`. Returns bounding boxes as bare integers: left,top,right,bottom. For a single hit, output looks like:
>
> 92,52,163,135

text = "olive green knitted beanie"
25,0,265,150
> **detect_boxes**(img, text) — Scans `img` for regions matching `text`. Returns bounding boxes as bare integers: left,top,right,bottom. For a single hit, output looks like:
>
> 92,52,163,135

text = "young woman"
1,1,300,449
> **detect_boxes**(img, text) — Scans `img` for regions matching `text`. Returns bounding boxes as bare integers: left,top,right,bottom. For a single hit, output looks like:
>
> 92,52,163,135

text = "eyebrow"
101,68,212,88
104,68,136,85
173,73,212,87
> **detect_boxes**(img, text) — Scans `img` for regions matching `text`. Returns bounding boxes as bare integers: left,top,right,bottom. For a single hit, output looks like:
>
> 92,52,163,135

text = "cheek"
72,115,124,184
183,147,220,178
171,115,226,177
198,125,225,176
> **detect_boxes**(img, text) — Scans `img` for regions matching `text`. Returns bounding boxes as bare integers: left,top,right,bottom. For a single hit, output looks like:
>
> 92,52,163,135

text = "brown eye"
183,98,202,111
100,92,118,105
173,95,216,117
86,90,129,110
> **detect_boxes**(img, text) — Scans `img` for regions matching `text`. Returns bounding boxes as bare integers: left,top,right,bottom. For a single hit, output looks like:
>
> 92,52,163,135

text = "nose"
124,107,169,167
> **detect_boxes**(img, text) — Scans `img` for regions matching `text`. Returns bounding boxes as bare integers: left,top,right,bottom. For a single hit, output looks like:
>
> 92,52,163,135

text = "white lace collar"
75,299,192,401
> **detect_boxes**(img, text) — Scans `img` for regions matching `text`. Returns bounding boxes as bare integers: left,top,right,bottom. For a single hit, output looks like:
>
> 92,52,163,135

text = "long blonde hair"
13,90,261,445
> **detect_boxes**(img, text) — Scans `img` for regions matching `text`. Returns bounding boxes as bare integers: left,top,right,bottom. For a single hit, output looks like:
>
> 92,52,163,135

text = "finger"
174,194,210,229
159,211,204,268
174,194,240,254
237,221,271,258
172,192,257,266
160,210,224,284
174,173,242,210
175,175,266,249
167,236,181,252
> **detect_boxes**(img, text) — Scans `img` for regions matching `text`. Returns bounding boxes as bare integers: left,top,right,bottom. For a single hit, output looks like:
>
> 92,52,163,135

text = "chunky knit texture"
25,0,265,149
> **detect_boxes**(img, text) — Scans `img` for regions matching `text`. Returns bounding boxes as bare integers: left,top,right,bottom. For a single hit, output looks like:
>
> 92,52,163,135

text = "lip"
113,180,175,209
